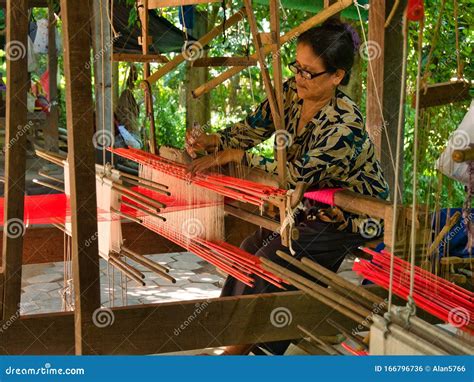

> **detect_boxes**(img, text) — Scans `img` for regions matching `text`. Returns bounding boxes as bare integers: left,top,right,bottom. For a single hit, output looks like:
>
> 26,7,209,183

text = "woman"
187,20,390,355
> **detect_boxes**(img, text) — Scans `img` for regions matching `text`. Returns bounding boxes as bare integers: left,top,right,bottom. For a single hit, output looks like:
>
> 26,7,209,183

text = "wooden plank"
0,287,441,355
112,53,169,63
366,0,385,158
0,0,48,7
191,57,257,67
192,0,354,98
60,0,101,355
381,0,406,199
147,0,220,8
147,8,245,84
225,204,280,232
1,0,29,320
45,4,59,152
0,292,354,354
413,81,471,109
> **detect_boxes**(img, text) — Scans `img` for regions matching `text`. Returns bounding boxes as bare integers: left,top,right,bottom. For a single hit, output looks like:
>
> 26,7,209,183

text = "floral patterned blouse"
215,77,390,235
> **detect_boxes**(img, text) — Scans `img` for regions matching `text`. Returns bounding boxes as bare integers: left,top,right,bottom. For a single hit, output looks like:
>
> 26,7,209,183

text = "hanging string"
453,0,463,79
100,0,107,166
387,12,409,316
420,0,446,88
407,16,425,317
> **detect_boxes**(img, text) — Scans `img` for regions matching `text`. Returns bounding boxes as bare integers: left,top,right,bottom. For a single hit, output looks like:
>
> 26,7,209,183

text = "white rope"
280,190,305,255
387,13,408,315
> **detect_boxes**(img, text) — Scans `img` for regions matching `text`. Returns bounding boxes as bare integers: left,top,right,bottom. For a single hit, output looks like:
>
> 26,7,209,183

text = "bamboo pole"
35,149,65,167
275,250,377,310
38,170,64,184
32,178,64,192
113,189,161,213
146,7,246,85
298,325,342,355
426,211,461,258
261,258,371,319
276,250,385,307
120,247,176,284
121,177,171,196
121,199,166,222
118,170,168,190
112,182,166,209
192,0,353,98
108,256,146,286
110,207,143,224
326,318,368,350
297,254,386,307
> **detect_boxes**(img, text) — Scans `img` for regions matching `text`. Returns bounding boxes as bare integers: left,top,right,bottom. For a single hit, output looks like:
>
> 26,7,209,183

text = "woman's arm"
245,124,356,187
215,97,276,151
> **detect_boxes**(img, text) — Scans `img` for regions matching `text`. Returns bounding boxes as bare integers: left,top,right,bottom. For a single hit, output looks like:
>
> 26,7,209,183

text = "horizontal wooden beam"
413,81,471,109
146,0,220,8
0,291,354,355
0,0,48,7
112,53,169,63
225,204,280,232
191,57,257,67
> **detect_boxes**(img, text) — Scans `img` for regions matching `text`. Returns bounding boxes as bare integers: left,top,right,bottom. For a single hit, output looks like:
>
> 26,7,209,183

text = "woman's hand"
189,149,244,174
185,130,220,158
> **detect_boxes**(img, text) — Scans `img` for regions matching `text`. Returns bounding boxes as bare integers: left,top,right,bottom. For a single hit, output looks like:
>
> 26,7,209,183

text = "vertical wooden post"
185,10,210,129
61,0,101,355
138,0,157,153
366,0,385,158
1,0,29,320
45,4,59,152
92,0,113,147
138,0,151,79
382,0,407,198
269,0,286,189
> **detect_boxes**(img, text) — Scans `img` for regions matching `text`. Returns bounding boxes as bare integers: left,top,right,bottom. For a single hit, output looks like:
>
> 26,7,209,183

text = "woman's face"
294,43,345,102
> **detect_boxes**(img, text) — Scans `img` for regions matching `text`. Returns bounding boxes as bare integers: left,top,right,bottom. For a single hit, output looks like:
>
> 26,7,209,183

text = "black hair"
297,19,359,86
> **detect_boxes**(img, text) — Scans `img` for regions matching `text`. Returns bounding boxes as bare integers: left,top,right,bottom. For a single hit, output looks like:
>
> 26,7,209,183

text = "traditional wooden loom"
0,0,472,356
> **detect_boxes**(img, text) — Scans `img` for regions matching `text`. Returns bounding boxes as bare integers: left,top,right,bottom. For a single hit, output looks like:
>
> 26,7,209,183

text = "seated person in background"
186,19,390,355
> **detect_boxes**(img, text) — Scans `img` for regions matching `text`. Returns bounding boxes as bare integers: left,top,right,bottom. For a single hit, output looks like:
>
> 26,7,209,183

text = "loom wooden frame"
0,0,405,355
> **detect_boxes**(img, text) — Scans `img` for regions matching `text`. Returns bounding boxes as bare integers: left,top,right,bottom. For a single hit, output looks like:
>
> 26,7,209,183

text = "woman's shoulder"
333,89,364,124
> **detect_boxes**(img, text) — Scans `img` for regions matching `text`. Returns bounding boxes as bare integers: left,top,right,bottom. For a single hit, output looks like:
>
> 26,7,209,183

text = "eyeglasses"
288,61,328,80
